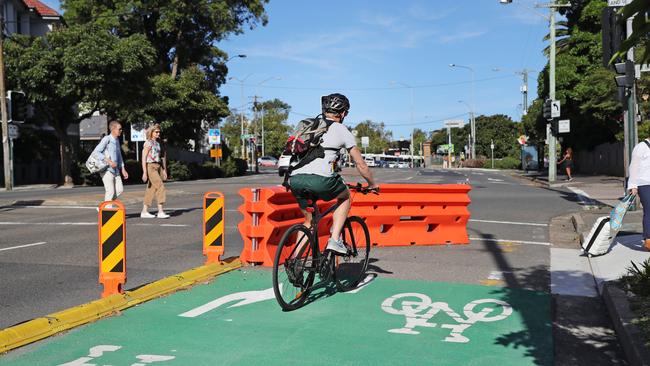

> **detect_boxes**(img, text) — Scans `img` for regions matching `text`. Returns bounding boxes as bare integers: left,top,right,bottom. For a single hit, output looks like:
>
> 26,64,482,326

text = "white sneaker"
140,211,155,218
157,212,170,219
326,238,347,255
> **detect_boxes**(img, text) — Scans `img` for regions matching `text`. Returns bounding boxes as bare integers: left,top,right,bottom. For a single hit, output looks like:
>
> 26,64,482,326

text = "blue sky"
45,0,551,140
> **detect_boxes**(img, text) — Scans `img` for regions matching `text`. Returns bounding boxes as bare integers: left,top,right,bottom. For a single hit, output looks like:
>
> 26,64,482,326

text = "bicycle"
272,183,378,311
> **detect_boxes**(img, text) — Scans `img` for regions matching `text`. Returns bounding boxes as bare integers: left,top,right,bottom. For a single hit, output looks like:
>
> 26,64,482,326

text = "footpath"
517,171,650,366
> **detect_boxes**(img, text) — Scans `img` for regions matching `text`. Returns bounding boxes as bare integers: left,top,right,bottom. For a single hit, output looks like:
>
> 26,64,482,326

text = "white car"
397,161,410,168
278,154,292,176
257,156,278,167
364,157,376,167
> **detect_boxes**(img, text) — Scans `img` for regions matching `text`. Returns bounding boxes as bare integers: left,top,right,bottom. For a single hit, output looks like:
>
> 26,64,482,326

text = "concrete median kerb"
0,257,242,354
602,282,650,366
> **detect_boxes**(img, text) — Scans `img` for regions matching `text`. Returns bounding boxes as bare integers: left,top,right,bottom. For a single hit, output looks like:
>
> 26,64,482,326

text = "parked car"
257,156,278,167
364,157,377,167
278,154,292,176
397,161,410,168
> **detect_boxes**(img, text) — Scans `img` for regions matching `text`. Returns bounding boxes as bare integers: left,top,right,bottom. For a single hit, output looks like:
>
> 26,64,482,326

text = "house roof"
23,0,60,18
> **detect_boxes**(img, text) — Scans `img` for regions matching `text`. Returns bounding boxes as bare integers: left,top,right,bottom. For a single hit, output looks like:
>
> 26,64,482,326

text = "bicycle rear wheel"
272,224,315,311
335,216,371,291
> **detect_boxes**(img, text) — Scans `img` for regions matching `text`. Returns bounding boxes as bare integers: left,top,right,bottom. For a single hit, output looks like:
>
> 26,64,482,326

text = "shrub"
222,157,247,177
202,161,224,178
463,159,485,168
73,161,102,186
494,156,520,170
622,259,650,297
168,160,191,181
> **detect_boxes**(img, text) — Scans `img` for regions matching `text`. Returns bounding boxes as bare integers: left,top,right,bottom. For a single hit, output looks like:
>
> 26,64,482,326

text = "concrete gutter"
602,282,650,366
0,258,241,353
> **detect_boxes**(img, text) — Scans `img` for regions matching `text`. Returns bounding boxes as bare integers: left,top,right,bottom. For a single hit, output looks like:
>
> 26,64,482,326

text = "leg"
101,171,115,202
638,186,650,243
566,166,572,179
292,208,312,258
330,189,351,240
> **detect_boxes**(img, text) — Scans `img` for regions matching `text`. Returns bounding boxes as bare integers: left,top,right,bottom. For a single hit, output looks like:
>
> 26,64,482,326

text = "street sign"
361,136,369,148
208,129,221,145
210,148,222,158
558,119,570,134
8,124,19,140
551,100,561,118
130,126,146,142
608,0,631,6
444,120,465,128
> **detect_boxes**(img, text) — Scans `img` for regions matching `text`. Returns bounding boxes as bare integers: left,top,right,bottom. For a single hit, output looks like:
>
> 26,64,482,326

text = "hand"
122,168,129,180
142,172,148,183
630,188,638,196
108,160,117,168
162,169,167,181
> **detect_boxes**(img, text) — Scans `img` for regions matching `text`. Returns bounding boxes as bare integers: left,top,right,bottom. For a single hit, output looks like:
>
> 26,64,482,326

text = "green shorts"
289,174,348,209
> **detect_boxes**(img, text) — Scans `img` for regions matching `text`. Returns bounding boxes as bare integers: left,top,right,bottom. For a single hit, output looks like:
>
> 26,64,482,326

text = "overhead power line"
288,111,469,127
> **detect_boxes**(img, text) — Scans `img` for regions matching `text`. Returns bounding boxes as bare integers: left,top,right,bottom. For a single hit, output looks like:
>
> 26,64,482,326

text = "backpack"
281,115,336,189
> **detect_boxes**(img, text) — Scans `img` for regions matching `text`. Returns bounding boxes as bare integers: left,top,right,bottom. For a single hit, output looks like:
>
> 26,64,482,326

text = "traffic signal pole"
623,16,637,187
548,5,557,183
0,4,11,191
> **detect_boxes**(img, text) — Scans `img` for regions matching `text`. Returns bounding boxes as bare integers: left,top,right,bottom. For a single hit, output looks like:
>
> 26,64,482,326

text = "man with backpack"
285,93,378,254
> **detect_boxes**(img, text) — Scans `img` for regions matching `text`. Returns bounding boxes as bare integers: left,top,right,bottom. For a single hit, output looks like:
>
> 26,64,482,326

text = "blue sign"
208,129,221,145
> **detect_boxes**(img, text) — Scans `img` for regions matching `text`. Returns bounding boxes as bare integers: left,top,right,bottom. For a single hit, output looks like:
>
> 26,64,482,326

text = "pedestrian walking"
557,147,574,181
140,123,169,219
91,120,129,207
628,137,650,251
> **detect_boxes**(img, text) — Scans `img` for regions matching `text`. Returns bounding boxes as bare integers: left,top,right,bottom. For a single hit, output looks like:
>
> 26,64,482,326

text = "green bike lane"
1,269,552,366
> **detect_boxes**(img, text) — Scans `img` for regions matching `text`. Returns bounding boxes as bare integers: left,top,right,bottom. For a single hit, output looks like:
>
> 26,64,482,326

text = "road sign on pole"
208,129,221,145
361,136,369,148
551,100,561,118
558,119,570,134
444,120,465,128
608,0,631,7
7,123,18,140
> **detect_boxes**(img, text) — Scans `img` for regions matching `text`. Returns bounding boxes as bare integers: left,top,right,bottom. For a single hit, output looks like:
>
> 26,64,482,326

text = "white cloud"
438,30,487,44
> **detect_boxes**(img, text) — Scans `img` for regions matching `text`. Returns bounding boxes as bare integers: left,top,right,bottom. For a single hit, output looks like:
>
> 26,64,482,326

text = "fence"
575,142,624,177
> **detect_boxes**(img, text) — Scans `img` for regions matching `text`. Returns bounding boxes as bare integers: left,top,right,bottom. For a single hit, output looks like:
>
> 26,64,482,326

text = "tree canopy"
353,120,393,154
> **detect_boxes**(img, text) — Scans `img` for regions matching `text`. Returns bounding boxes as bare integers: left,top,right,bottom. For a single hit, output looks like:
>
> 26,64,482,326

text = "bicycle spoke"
335,216,371,292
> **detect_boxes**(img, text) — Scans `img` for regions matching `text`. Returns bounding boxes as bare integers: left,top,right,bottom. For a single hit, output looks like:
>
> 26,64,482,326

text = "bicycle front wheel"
272,224,315,311
335,216,371,291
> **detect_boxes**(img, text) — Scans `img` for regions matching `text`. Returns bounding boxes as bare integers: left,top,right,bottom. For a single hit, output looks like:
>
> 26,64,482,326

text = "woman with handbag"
628,137,650,251
140,123,169,219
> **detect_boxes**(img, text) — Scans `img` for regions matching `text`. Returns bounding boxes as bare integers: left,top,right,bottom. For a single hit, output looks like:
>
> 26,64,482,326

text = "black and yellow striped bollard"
203,192,225,264
98,201,126,298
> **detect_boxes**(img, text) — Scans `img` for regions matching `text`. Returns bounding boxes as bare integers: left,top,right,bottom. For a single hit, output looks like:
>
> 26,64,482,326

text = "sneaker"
157,211,170,219
326,238,347,255
568,178,573,182
140,211,155,218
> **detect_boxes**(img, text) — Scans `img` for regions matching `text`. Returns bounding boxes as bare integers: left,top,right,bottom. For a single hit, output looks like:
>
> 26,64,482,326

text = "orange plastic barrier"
238,184,471,266
98,201,126,298
203,192,225,264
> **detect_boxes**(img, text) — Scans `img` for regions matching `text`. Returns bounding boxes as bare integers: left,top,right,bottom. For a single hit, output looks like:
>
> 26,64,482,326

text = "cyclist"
288,93,378,254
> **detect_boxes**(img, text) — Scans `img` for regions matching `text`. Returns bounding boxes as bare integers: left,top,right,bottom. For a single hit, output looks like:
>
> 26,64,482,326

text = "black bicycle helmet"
322,93,350,114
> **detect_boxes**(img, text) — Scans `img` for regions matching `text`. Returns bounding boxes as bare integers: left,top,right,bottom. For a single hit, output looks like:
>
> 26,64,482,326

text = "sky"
43,0,552,140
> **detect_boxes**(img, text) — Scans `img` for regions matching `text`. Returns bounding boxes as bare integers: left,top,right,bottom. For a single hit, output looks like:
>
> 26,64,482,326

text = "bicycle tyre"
272,224,315,311
335,216,371,292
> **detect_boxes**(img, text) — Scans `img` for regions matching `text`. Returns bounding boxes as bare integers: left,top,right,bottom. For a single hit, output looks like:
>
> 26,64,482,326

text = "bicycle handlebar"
346,183,379,195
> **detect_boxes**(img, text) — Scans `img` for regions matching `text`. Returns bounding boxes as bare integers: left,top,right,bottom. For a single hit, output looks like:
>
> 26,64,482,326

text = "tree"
220,113,249,159
4,25,155,185
412,128,428,155
255,99,291,158
353,120,392,153
614,0,650,64
474,115,523,158
62,0,269,147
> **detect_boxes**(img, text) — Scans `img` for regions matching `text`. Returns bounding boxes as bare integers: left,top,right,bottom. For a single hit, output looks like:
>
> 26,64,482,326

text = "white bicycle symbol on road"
381,293,513,344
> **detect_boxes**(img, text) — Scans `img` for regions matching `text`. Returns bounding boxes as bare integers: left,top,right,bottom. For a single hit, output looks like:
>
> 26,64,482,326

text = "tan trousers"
144,163,166,206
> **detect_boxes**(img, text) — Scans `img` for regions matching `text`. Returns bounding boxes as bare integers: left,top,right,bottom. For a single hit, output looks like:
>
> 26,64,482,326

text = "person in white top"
628,137,650,250
288,93,378,254
140,123,169,219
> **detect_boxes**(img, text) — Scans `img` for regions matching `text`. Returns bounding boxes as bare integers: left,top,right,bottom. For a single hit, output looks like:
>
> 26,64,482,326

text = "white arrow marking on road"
487,178,504,182
0,242,47,252
178,286,278,318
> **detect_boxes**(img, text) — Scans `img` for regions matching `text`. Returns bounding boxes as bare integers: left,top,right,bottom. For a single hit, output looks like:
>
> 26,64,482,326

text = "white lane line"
0,241,47,252
469,237,550,246
10,205,96,210
0,222,189,227
469,219,548,227
488,178,504,182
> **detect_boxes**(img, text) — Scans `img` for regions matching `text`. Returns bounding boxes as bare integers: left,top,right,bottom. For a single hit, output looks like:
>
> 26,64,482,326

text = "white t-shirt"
291,121,356,177
628,139,650,189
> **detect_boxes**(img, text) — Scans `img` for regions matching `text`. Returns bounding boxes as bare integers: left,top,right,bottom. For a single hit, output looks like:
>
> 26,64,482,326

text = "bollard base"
204,252,222,265
101,279,124,298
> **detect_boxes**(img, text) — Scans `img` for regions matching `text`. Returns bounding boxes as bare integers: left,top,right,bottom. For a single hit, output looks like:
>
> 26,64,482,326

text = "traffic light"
8,91,27,123
550,119,559,136
602,7,625,68
614,60,635,88
543,99,553,121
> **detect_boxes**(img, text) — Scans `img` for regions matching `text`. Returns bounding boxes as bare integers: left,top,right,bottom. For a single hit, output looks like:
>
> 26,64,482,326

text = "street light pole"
255,76,281,157
228,74,252,159
0,3,10,191
449,64,475,159
390,81,415,165
458,100,473,157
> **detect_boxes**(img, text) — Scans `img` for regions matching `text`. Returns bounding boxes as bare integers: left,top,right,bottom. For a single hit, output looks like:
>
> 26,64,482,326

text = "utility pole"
0,3,11,191
516,69,530,114
624,15,637,189
251,95,260,173
537,1,571,183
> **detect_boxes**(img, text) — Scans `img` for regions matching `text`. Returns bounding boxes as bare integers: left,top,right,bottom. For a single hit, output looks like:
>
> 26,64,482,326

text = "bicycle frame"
301,198,344,274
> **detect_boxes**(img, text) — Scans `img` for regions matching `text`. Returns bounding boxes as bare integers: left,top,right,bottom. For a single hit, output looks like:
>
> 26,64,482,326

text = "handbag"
610,193,636,232
85,152,108,174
